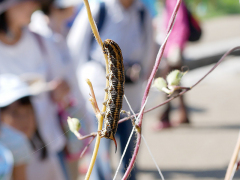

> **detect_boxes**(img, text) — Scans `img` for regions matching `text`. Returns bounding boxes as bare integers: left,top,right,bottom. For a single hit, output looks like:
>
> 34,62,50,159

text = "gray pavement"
184,15,240,70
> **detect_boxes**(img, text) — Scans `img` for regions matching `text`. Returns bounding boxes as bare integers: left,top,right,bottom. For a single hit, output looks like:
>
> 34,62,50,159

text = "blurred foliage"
184,0,240,19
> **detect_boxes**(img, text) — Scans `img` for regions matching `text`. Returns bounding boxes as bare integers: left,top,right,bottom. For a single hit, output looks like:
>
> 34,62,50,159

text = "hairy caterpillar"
100,39,125,152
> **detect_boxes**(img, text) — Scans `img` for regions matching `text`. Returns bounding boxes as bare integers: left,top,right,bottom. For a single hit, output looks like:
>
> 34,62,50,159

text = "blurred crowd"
0,0,201,180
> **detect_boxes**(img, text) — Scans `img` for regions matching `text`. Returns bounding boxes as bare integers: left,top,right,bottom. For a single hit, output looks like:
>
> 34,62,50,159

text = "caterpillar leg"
104,87,108,92
100,112,106,117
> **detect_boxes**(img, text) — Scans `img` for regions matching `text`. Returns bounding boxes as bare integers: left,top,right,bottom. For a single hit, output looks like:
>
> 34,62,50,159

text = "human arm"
12,164,27,180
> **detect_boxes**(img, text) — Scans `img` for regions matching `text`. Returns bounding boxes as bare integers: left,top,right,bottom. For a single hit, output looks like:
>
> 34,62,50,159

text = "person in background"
0,0,73,179
154,0,190,130
0,74,66,180
0,123,31,180
30,0,92,179
68,0,157,179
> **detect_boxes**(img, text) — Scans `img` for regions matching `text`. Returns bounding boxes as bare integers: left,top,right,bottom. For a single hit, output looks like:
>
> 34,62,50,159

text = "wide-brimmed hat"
0,0,39,14
54,0,82,9
0,74,33,107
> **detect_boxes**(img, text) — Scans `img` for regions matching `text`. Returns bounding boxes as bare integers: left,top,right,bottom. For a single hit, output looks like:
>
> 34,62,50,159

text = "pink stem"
138,0,182,126
122,0,183,179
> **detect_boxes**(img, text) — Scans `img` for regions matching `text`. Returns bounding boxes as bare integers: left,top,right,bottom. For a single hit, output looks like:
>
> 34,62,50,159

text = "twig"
85,78,103,180
82,0,102,46
122,1,182,178
82,0,110,179
86,79,100,115
118,46,240,125
225,132,240,180
80,136,96,158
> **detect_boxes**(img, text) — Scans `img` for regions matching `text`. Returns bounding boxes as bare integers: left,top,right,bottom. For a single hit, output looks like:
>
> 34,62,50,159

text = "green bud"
67,117,81,133
153,77,167,92
166,70,185,86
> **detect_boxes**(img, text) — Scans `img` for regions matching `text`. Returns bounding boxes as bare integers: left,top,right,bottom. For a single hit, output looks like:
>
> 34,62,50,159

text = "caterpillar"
100,39,125,152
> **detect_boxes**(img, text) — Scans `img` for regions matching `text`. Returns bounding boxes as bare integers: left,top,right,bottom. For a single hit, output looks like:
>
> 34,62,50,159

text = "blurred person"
0,142,13,180
0,0,76,179
154,0,191,130
30,0,93,179
0,74,66,180
0,124,31,180
68,0,156,179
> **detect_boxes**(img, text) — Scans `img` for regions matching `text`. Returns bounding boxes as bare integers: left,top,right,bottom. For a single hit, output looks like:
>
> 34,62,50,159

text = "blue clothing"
116,116,137,180
140,0,157,17
57,150,70,180
0,143,13,180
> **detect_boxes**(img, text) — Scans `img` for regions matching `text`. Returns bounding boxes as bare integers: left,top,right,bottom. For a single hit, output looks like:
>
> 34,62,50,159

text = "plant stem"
80,45,240,179
122,1,183,179
225,133,240,180
118,46,240,125
83,0,102,46
82,0,110,179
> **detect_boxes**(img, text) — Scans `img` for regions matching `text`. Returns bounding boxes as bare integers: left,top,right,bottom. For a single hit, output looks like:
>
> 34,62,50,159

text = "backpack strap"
139,8,145,32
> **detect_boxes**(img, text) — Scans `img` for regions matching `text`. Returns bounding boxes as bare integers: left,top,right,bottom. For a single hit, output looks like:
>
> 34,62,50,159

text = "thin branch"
119,46,240,125
122,1,182,178
80,136,96,158
86,79,100,115
82,0,102,46
75,132,97,141
225,132,240,180
138,0,182,127
82,0,110,179
191,46,240,89
85,78,103,180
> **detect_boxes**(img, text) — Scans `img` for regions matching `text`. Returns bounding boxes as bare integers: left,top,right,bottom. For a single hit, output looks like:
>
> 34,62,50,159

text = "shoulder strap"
139,8,145,31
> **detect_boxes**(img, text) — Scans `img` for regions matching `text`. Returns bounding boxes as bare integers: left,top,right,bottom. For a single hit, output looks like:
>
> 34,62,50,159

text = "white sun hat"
54,0,82,8
0,74,32,107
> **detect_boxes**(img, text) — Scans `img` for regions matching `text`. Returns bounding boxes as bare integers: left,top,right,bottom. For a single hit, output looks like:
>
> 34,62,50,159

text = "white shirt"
68,0,156,112
0,28,66,153
30,11,92,155
30,11,89,120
